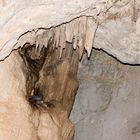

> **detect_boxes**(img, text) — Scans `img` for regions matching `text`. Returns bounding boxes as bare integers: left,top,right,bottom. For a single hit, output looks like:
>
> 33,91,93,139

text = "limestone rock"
0,0,140,64
71,49,140,140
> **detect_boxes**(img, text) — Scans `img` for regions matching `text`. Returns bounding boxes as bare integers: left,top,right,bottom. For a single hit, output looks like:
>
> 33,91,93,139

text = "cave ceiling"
0,0,140,64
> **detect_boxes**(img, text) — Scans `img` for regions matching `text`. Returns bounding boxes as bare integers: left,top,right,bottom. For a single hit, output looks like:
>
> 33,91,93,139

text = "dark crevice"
19,44,48,109
93,47,140,66
18,40,79,113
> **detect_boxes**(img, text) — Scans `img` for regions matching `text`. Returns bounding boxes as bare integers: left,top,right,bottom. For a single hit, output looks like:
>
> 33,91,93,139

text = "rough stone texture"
70,49,140,140
0,49,76,140
1,0,140,140
0,51,37,140
23,42,79,140
2,44,140,140
1,0,140,64
0,0,98,60
94,17,140,64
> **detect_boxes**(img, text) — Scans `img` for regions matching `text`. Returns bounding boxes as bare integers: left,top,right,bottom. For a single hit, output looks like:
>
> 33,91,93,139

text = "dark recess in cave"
19,44,48,109
18,41,79,116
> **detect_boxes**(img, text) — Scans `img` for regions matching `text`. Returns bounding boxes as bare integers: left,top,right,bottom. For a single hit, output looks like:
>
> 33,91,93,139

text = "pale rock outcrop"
0,0,140,64
0,48,75,140
0,51,36,140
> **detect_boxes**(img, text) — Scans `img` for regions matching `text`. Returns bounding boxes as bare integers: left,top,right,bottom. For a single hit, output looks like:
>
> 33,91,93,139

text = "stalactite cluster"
17,16,98,60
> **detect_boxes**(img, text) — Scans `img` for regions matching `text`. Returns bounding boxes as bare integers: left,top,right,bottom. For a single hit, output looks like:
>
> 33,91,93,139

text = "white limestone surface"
0,0,140,64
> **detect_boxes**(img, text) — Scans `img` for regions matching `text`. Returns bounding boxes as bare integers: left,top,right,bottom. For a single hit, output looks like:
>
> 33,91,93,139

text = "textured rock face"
1,0,140,140
70,49,140,140
0,0,98,60
0,52,36,140
0,47,76,140
2,47,140,140
0,0,140,64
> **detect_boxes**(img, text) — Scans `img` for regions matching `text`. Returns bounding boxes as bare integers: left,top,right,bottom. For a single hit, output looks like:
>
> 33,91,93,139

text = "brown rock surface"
0,51,36,140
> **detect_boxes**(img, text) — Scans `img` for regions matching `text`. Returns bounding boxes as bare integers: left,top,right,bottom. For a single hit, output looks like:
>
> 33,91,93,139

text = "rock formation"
0,0,140,140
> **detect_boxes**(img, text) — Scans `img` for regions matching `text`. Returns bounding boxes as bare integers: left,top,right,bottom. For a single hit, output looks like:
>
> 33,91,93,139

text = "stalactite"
77,16,87,60
84,17,98,57
65,18,77,43
72,18,79,50
17,16,98,60
54,27,61,49
59,25,66,57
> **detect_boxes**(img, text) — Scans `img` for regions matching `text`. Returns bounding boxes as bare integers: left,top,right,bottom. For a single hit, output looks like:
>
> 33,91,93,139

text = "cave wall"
0,51,37,140
0,47,77,140
1,48,140,140
70,49,140,140
1,0,140,140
